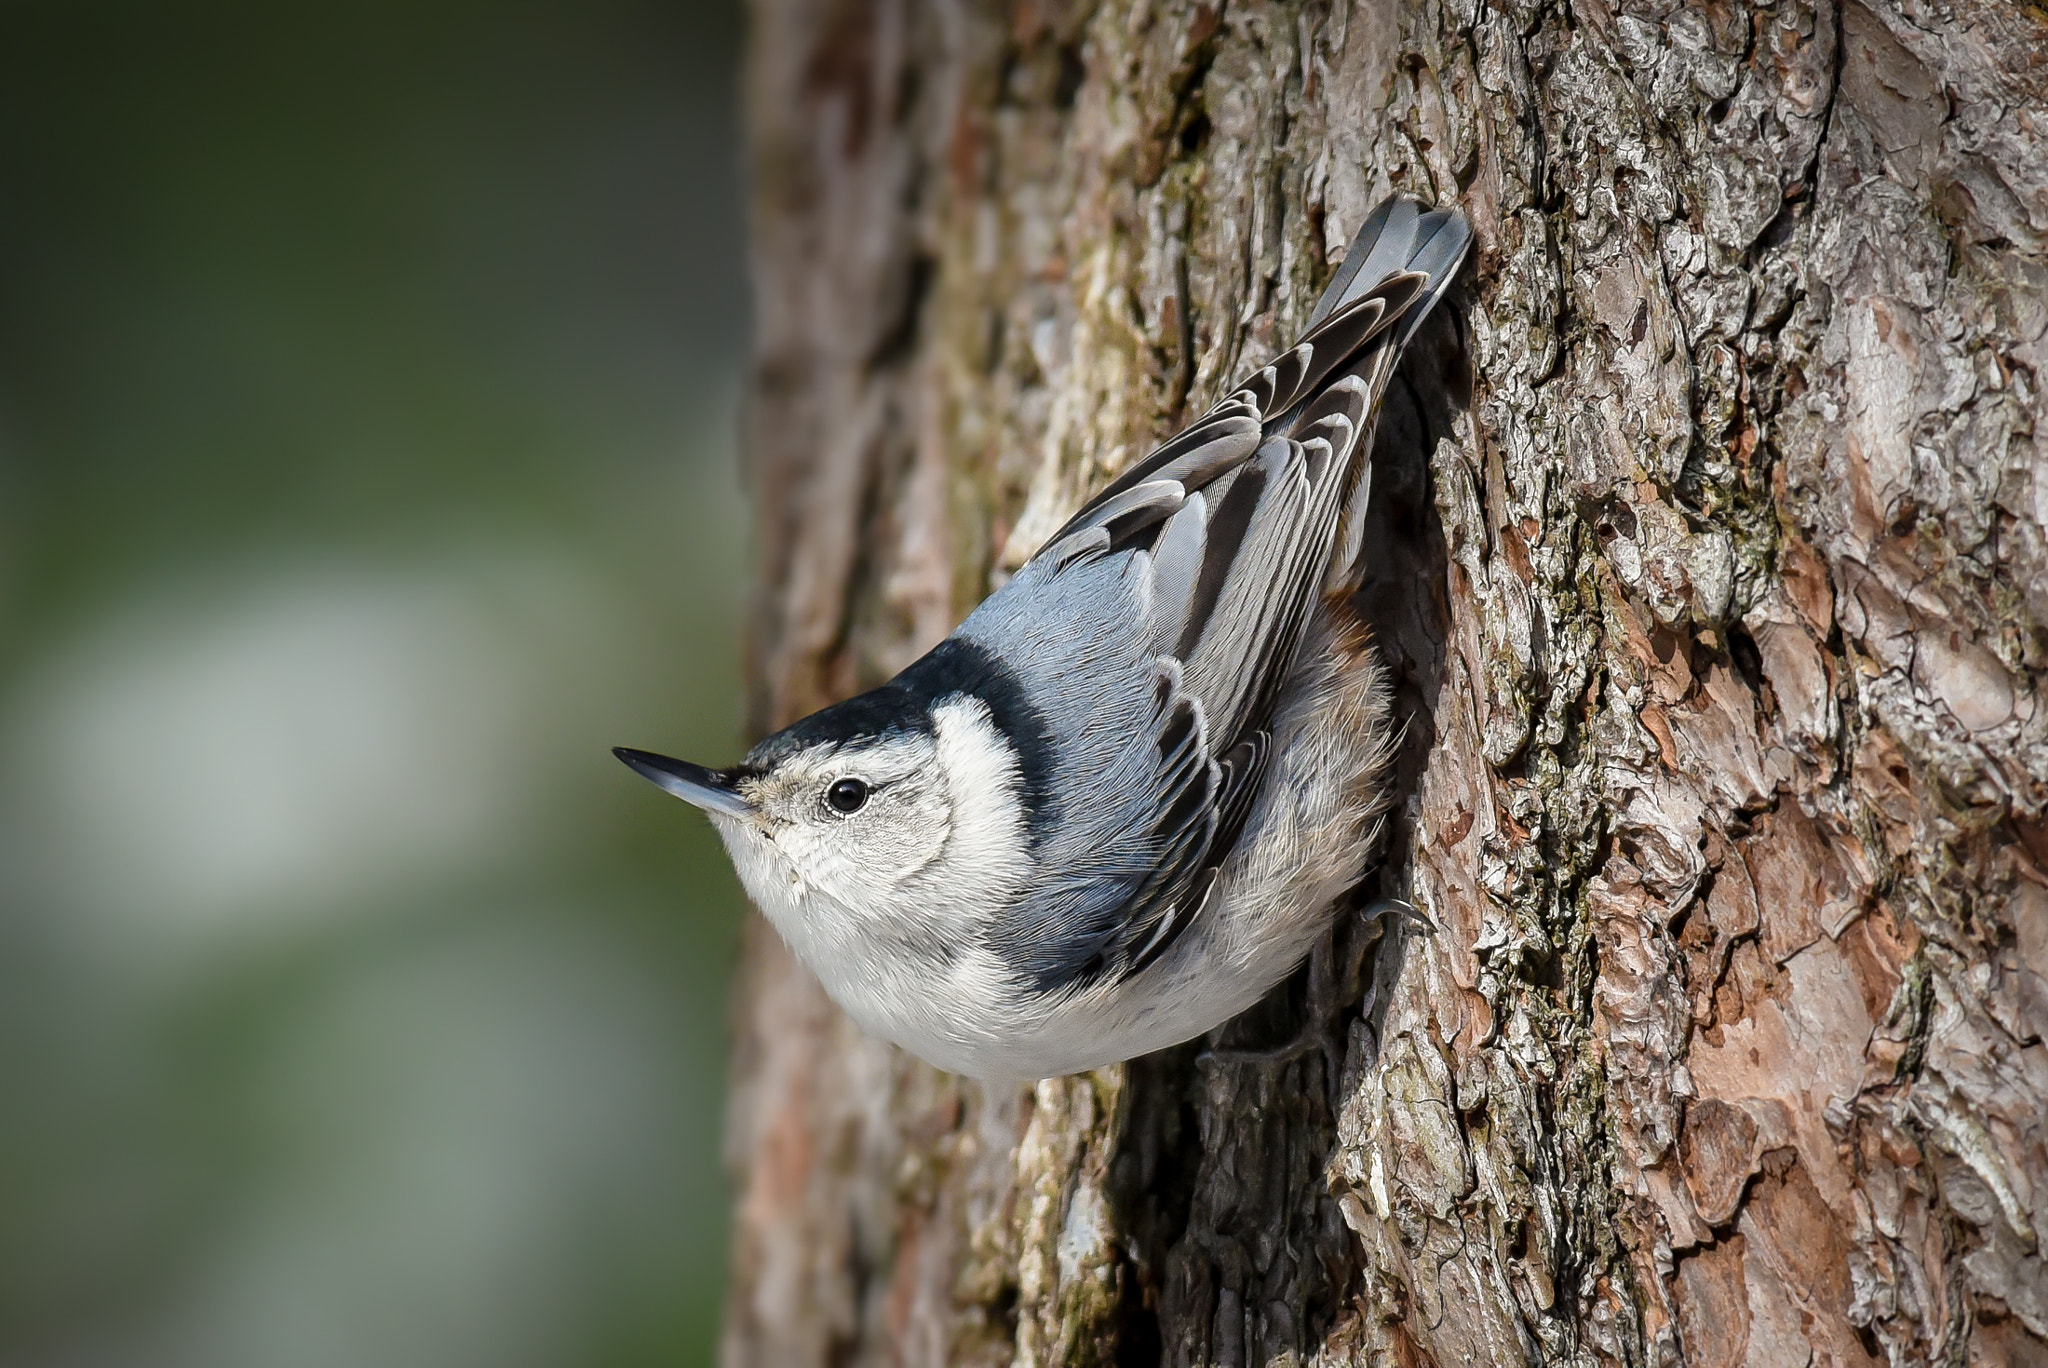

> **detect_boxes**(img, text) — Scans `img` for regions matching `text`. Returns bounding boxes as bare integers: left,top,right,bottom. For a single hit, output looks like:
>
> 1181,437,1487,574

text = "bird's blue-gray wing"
959,198,1472,992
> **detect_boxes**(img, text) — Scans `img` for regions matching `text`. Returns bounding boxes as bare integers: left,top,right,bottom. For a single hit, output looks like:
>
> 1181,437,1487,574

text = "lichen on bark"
724,0,2048,1364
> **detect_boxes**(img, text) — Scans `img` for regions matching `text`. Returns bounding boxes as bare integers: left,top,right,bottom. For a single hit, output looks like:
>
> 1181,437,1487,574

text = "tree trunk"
721,0,2048,1363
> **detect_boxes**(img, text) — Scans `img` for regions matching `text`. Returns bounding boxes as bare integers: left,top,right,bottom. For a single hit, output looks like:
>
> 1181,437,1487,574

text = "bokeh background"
0,3,750,1365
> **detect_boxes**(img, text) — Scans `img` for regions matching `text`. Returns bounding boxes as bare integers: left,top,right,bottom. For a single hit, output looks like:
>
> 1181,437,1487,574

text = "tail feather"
1308,197,1472,337
1309,196,1472,596
1394,210,1472,344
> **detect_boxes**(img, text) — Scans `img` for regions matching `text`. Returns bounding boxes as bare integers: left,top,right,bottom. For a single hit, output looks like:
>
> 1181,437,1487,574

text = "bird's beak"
613,747,755,819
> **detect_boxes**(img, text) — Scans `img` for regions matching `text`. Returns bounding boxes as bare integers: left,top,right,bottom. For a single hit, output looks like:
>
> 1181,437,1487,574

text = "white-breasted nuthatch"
619,195,1470,1080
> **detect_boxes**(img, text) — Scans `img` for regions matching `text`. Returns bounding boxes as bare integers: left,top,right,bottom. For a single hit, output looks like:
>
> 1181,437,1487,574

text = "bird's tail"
1307,195,1472,341
1309,196,1471,595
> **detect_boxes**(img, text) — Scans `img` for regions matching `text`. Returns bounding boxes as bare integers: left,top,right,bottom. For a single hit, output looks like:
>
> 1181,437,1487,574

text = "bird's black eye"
826,778,870,814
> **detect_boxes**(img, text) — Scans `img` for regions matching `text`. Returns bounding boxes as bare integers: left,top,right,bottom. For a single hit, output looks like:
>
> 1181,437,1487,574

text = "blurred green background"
0,3,751,1365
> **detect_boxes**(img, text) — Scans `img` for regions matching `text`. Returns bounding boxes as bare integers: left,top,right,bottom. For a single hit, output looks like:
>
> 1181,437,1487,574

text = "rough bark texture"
722,0,2048,1363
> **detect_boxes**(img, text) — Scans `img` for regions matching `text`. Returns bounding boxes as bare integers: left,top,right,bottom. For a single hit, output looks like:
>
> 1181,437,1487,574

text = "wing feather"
971,196,1473,990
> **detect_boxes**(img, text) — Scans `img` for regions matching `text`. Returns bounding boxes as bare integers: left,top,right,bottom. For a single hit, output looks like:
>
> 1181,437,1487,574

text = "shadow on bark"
1102,298,1470,1366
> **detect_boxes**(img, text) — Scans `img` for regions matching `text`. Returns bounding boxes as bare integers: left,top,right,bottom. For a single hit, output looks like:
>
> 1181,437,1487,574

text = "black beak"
613,747,754,819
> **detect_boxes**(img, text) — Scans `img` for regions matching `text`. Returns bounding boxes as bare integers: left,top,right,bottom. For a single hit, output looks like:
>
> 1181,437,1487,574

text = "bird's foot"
1360,897,1437,940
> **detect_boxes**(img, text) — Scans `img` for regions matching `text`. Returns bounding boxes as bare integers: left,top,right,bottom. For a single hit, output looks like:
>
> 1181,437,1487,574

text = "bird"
617,195,1471,1080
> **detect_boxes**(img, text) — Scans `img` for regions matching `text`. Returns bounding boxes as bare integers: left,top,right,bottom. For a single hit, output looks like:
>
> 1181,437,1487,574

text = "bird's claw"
1361,897,1436,937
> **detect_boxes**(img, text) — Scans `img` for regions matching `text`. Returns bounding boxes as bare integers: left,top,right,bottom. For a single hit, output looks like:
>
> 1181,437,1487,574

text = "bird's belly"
971,874,1343,1078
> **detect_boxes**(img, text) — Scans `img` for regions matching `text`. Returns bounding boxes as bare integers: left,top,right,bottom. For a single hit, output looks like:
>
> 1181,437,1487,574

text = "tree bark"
722,0,2048,1363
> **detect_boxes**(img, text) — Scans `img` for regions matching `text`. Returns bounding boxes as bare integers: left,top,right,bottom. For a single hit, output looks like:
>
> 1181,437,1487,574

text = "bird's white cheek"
738,822,899,913
808,821,950,905
713,821,806,917
925,698,1032,909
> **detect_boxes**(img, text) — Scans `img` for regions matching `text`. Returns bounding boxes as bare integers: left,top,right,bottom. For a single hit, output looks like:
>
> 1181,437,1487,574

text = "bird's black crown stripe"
745,687,933,766
744,637,1054,842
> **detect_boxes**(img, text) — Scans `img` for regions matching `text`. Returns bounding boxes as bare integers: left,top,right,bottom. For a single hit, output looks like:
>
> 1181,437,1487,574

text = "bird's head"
615,690,1030,959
